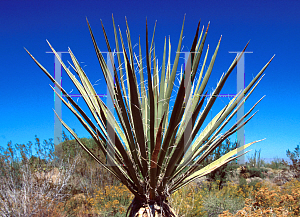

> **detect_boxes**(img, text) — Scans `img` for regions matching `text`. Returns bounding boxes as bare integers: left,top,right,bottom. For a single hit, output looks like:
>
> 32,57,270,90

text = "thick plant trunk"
127,197,177,217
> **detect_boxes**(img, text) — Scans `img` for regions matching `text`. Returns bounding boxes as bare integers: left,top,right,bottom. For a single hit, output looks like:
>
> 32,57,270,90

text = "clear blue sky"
1,0,299,163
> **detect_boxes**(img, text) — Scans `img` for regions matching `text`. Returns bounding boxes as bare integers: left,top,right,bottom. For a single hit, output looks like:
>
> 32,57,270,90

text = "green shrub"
239,177,247,189
203,192,245,217
200,139,240,190
286,144,300,181
247,179,262,191
247,167,267,178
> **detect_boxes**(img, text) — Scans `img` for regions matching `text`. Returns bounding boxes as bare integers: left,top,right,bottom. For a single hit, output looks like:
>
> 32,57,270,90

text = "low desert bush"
247,167,268,179
49,175,300,217
286,144,300,180
169,182,206,216
87,183,134,216
3,134,300,217
264,157,287,170
220,179,300,216
170,179,254,216
0,137,78,217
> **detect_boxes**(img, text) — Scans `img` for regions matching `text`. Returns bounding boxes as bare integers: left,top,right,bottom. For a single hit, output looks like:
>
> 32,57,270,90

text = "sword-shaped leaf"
27,17,274,215
173,139,264,192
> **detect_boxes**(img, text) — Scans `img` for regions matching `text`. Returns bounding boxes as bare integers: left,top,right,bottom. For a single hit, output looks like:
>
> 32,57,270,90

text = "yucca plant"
26,15,274,216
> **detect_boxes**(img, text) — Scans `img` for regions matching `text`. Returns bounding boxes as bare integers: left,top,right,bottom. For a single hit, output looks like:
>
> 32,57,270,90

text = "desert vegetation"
1,134,299,216
25,16,275,217
25,15,276,216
